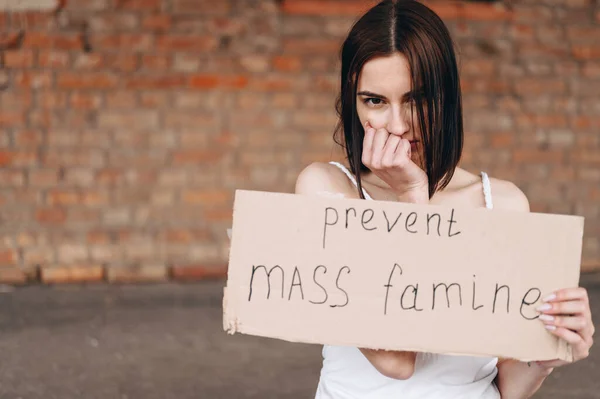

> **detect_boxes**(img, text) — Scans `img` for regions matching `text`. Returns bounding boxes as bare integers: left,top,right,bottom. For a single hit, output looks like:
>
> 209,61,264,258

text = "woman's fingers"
543,287,588,304
362,122,376,166
381,135,401,167
537,300,587,316
370,128,391,169
539,314,589,332
544,326,591,361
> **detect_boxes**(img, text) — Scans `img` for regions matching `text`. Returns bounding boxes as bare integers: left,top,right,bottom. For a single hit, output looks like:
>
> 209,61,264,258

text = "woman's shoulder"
295,162,358,197
454,168,530,212
488,176,530,212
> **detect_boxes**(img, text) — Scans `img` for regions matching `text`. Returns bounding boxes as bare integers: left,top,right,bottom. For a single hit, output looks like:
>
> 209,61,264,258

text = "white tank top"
316,162,498,399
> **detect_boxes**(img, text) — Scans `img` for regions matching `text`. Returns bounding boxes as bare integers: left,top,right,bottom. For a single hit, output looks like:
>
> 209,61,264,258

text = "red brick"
172,150,223,165
13,130,43,147
164,112,219,130
517,43,569,60
41,266,104,284
0,91,33,109
142,54,170,70
57,72,118,90
15,71,53,89
115,0,162,10
270,93,298,109
204,209,233,222
89,13,140,31
273,56,302,72
68,209,102,225
182,189,231,205
0,170,24,187
98,110,159,129
164,229,211,243
0,268,27,284
582,63,600,78
282,0,370,16
171,264,226,281
156,35,218,52
106,91,137,108
73,54,105,70
577,150,600,164
0,151,13,166
36,91,68,109
573,46,600,60
87,231,111,245
142,14,171,30
513,79,566,95
189,74,248,90
48,190,79,206
4,50,34,68
107,264,167,283
23,32,82,50
572,116,600,130
0,151,36,167
247,76,296,91
23,11,55,27
70,92,103,110
0,111,26,127
43,149,106,168
517,114,568,129
140,92,170,108
283,38,342,54
0,250,17,266
95,34,154,51
490,132,515,148
38,50,70,68
126,75,186,89
172,0,231,14
513,149,564,163
36,208,67,224
29,169,59,187
106,54,140,72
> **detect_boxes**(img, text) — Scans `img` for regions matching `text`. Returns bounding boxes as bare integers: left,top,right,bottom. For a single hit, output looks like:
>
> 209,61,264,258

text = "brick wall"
0,0,598,284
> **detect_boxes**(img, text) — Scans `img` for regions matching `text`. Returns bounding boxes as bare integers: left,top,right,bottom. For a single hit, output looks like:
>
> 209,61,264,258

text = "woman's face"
356,53,423,166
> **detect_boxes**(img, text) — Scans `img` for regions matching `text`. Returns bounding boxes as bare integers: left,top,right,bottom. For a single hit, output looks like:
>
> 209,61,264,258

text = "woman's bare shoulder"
295,162,358,198
488,176,530,212
442,168,529,212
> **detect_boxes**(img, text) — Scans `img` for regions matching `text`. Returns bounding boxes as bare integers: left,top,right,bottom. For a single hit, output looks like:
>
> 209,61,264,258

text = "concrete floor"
0,275,598,399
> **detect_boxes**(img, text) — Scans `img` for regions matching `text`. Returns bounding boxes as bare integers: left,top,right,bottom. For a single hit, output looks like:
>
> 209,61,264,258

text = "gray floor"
0,275,598,399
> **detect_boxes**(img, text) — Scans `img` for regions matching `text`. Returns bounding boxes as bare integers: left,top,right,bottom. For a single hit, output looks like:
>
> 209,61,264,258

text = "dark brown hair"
334,0,463,199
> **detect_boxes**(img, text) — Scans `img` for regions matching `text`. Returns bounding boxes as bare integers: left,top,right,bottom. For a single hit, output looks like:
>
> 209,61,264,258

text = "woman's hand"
362,121,429,203
535,287,595,369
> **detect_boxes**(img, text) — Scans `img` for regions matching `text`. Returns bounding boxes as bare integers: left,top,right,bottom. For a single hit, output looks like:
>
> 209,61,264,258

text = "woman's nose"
386,106,411,137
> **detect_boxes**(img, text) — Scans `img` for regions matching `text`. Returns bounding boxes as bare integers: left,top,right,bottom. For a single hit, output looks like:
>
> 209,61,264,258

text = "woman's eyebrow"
357,90,387,99
357,88,425,102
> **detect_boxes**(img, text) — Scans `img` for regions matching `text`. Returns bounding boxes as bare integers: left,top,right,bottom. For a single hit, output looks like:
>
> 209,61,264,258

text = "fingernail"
543,294,556,302
538,314,554,322
545,325,556,331
536,304,552,312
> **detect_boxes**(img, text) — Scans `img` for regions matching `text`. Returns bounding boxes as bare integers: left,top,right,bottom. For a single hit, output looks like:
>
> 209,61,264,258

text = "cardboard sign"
223,190,584,362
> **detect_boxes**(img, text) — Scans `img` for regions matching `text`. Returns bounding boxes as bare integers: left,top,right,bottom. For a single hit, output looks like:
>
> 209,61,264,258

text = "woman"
294,1,595,398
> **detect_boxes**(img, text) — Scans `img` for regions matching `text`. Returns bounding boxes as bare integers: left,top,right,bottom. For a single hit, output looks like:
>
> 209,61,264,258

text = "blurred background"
0,0,598,398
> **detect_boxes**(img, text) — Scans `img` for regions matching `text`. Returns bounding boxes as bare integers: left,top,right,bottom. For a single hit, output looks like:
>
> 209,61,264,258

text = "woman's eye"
365,98,383,106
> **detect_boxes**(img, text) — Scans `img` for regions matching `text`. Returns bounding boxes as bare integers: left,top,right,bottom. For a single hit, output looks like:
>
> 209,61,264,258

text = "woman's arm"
295,162,418,380
495,359,553,399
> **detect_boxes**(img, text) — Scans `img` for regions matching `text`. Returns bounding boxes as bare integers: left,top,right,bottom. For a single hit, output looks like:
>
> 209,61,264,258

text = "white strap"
481,171,493,210
329,161,373,200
